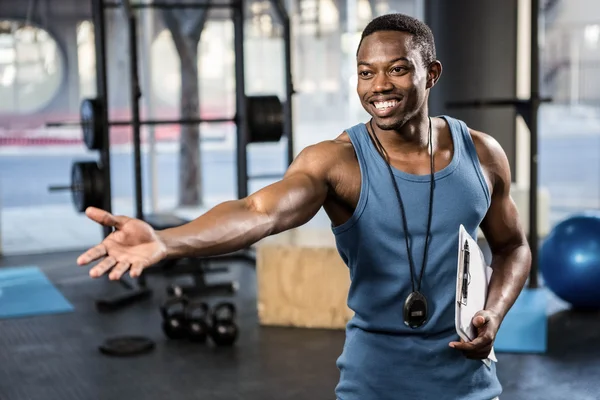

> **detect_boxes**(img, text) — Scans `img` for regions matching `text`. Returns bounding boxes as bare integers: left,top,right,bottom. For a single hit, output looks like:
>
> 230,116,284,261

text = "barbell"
48,161,106,213
56,95,285,151
47,95,285,211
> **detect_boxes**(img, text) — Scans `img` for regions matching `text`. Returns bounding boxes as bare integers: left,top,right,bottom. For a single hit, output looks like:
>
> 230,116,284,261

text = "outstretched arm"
450,132,531,359
158,143,331,259
77,142,335,279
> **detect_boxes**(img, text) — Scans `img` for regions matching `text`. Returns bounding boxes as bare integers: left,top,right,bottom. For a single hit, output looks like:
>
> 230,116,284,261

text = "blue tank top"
332,116,502,400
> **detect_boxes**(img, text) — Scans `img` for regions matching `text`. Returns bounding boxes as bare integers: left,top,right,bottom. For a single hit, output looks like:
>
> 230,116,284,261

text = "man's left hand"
449,310,501,359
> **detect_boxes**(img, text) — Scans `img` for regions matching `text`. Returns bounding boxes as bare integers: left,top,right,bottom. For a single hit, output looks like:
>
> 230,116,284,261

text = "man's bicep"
481,190,525,252
479,140,527,253
247,144,331,234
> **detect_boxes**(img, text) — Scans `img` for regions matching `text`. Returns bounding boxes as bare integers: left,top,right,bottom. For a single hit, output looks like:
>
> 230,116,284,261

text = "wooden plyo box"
256,228,354,329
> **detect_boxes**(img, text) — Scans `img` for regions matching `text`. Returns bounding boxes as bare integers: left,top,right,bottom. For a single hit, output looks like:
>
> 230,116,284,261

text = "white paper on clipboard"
455,224,497,366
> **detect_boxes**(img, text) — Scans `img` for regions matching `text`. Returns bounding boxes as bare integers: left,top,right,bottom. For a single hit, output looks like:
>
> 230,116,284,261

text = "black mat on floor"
1,250,599,400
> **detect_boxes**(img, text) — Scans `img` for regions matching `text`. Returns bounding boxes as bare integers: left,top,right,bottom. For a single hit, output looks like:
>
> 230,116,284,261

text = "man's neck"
372,112,432,154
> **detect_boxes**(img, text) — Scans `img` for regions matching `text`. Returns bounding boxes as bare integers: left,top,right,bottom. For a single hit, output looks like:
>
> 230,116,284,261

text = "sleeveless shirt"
332,116,502,400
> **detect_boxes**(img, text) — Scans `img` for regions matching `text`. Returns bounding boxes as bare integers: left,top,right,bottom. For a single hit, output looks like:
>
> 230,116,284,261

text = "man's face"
356,30,436,131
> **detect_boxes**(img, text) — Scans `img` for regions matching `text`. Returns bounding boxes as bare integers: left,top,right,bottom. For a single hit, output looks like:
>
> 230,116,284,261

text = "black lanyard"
366,118,435,328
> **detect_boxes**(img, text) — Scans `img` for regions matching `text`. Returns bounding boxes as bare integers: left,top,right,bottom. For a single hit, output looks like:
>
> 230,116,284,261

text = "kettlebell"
185,301,210,343
160,296,189,340
209,302,239,346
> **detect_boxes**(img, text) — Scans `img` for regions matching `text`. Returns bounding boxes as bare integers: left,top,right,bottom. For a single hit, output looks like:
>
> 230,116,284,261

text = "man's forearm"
485,243,532,321
157,198,273,259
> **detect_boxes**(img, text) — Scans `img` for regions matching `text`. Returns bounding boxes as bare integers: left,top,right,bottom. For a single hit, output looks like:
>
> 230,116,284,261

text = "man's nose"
372,72,394,93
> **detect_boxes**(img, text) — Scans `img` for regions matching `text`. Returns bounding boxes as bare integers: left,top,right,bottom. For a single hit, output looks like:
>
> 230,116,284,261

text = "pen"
462,240,469,300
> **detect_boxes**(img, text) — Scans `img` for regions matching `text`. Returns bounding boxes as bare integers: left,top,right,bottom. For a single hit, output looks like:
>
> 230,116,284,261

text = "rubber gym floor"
1,250,599,400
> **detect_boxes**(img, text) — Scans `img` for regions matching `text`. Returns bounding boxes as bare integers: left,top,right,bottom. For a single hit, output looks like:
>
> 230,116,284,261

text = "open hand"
449,310,501,359
76,207,168,280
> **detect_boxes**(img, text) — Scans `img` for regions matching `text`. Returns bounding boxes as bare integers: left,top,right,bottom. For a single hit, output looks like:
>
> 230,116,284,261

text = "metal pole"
271,0,295,166
104,1,235,8
233,0,248,198
528,0,539,288
123,0,144,220
112,117,234,125
284,17,295,167
47,116,234,127
92,0,113,238
141,2,158,213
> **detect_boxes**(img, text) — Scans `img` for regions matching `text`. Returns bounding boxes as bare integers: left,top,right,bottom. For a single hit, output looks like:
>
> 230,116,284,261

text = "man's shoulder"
433,115,505,163
285,134,357,181
464,126,511,189
298,133,357,163
466,127,507,164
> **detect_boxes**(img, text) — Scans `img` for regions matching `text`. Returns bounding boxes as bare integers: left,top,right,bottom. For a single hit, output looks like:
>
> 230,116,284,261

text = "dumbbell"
186,301,210,343
160,297,239,346
209,302,239,347
160,296,190,340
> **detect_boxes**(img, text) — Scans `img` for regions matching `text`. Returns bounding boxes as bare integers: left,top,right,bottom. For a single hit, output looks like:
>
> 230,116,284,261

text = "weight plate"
80,98,103,150
70,161,105,213
247,95,284,143
71,162,84,212
98,335,155,357
88,161,105,209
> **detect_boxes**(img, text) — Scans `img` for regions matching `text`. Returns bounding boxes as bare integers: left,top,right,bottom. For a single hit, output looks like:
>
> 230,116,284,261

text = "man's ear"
426,60,443,89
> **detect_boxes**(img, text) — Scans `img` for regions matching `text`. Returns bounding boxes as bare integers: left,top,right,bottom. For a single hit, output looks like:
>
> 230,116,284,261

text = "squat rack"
50,0,295,224
103,0,296,221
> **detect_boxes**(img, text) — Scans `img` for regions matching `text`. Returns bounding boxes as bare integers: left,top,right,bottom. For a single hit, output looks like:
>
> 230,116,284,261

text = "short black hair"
357,13,436,67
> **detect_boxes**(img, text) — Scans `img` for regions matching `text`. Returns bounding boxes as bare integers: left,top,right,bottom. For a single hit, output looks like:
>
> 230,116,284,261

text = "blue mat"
494,287,548,353
0,266,74,319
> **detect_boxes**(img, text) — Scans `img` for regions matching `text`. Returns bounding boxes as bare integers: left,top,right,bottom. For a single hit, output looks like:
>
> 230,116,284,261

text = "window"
0,20,64,114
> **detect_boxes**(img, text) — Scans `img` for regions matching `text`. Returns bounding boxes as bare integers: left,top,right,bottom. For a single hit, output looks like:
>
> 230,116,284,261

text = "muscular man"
77,13,531,400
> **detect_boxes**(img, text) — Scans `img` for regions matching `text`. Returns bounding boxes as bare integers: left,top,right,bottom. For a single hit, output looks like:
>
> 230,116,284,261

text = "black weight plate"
80,98,103,150
88,162,104,209
71,162,85,212
98,335,156,357
247,95,284,143
70,161,104,213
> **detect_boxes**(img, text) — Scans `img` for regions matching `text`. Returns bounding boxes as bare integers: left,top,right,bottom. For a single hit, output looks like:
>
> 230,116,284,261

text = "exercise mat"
0,266,74,319
494,287,548,353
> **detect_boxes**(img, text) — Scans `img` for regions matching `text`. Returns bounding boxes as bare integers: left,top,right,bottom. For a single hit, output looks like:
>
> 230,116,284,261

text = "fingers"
85,207,130,230
129,261,146,278
450,341,472,350
85,254,143,280
108,261,132,280
472,309,502,328
88,257,132,280
473,314,488,328
450,310,500,360
450,336,491,351
451,344,493,359
89,255,117,278
466,334,492,348
464,345,493,360
450,335,494,359
77,244,108,266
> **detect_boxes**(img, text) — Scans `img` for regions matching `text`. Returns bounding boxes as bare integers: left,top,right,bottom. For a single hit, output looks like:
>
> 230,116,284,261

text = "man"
77,13,531,400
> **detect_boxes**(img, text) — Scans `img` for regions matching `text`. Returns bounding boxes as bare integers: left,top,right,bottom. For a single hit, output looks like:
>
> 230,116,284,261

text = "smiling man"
76,13,531,400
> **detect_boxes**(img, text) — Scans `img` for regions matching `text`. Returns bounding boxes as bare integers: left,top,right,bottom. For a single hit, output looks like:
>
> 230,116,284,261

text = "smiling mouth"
373,100,399,110
370,99,401,117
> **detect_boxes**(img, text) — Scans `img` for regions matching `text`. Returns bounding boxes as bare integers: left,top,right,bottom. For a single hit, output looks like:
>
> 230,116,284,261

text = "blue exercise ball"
540,212,600,308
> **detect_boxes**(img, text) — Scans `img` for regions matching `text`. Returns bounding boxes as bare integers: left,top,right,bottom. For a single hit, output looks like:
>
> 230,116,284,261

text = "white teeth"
374,100,398,109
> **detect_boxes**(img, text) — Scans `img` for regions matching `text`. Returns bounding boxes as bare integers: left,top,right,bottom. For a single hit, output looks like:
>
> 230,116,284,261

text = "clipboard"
455,224,497,365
